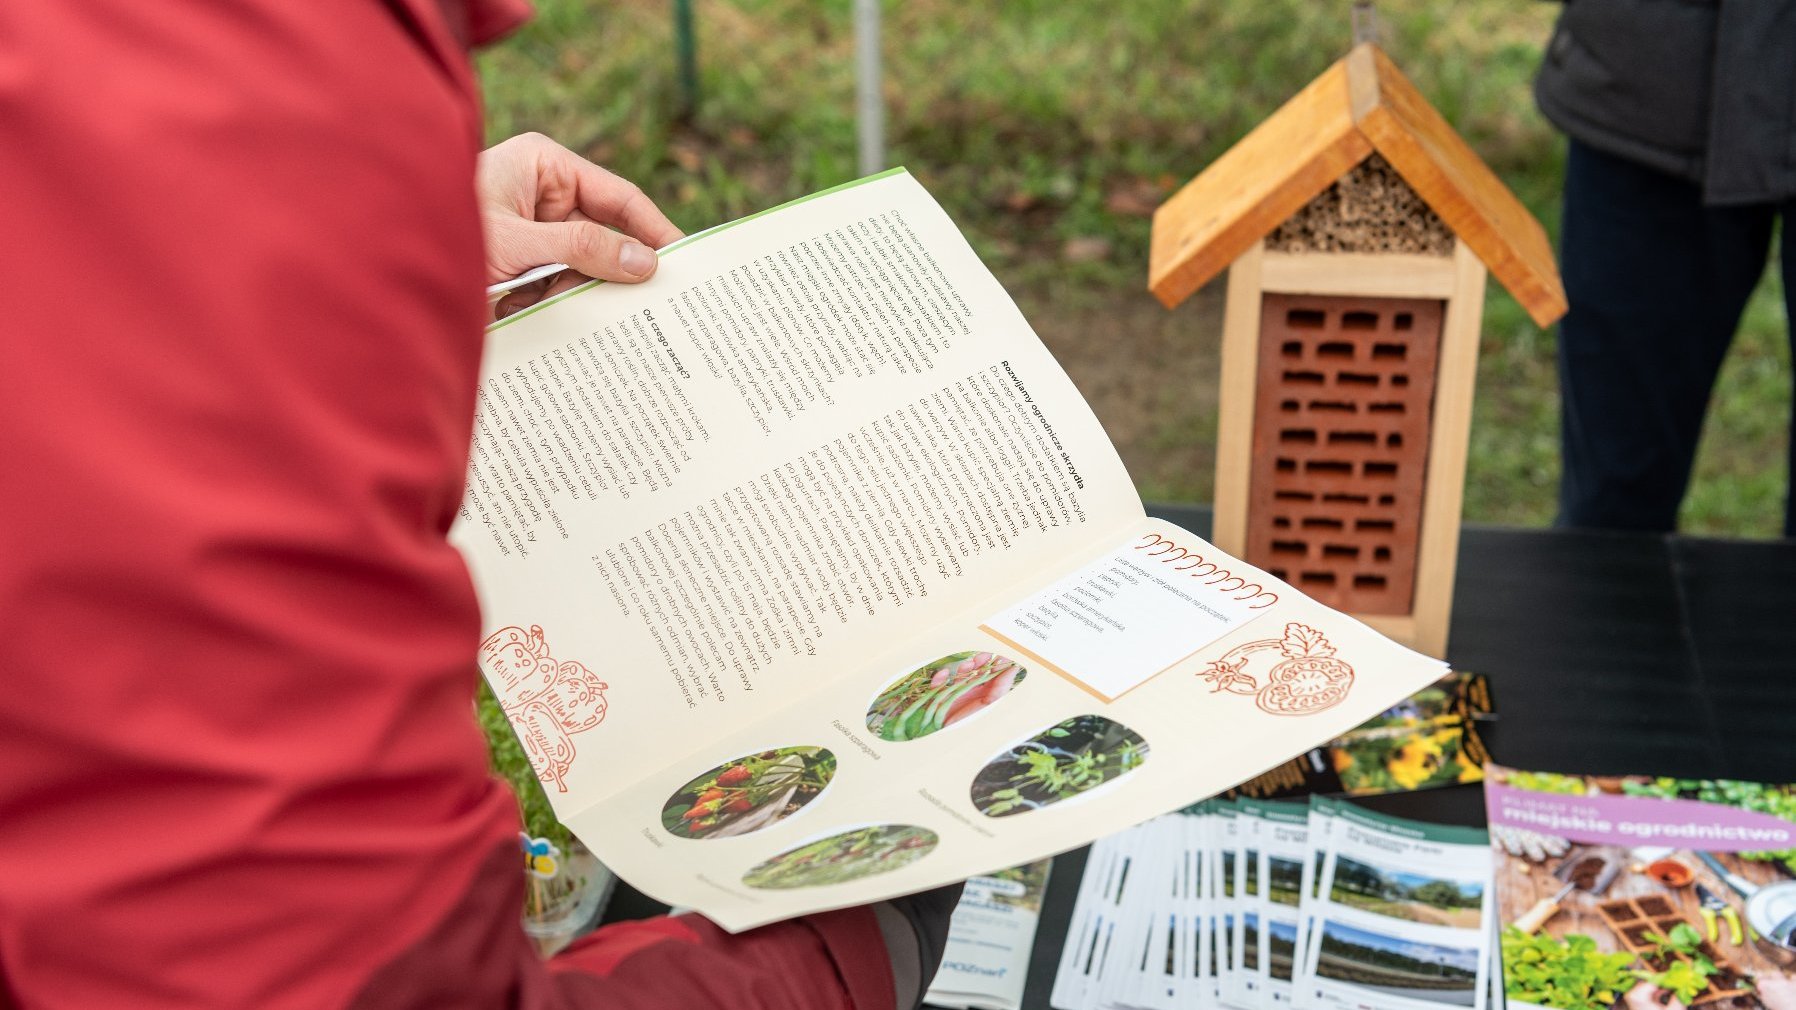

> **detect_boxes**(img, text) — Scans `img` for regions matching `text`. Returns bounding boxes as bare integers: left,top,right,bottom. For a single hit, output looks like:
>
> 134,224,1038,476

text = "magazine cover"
1486,765,1796,1010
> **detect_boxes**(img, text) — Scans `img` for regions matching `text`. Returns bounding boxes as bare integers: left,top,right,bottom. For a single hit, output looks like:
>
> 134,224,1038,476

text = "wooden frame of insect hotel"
1148,43,1567,658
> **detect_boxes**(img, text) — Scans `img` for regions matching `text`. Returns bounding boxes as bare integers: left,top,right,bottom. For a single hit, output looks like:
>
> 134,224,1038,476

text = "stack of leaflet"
1049,797,1497,1010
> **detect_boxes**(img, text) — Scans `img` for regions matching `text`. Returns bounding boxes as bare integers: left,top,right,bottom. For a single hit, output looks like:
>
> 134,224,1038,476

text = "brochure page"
459,168,1143,806
1232,804,1266,1007
927,859,1054,1010
1052,830,1144,1010
1246,799,1309,1008
1051,812,1203,1010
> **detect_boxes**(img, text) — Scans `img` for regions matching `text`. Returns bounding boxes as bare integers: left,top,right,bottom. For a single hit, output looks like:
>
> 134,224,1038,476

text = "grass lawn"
478,0,1790,536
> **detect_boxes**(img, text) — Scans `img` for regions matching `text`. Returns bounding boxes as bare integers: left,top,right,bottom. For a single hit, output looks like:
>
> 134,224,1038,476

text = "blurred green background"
479,0,1790,537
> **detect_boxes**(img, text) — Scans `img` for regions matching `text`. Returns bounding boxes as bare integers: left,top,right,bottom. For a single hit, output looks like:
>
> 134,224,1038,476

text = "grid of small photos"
1050,796,1496,1010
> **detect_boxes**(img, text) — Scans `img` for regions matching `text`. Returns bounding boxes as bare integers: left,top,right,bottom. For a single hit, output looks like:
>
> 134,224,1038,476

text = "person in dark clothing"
1536,1,1796,535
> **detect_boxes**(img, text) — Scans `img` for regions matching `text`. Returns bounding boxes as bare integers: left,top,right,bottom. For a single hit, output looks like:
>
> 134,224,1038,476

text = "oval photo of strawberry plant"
661,746,836,840
741,824,939,890
865,651,1027,742
969,715,1149,818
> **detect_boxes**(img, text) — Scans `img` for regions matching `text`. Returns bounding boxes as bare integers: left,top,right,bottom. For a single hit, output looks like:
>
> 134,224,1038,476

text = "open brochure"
452,168,1449,930
1486,765,1796,1010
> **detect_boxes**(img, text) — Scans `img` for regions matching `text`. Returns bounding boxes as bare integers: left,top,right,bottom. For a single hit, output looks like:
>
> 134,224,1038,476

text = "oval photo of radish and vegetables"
969,715,1149,818
660,746,836,841
864,651,1027,742
741,824,939,890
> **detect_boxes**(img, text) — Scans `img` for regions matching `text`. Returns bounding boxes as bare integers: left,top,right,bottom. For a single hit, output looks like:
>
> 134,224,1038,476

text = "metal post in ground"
674,0,699,120
854,0,885,176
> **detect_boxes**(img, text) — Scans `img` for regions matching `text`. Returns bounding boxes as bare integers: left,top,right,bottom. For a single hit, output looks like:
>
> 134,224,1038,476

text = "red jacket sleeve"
0,2,892,1008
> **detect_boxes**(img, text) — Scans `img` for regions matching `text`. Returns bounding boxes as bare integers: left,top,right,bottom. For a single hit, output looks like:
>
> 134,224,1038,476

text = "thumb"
497,218,661,284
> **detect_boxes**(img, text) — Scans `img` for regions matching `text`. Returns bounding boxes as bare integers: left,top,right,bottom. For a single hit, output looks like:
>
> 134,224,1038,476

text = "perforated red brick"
1245,293,1444,615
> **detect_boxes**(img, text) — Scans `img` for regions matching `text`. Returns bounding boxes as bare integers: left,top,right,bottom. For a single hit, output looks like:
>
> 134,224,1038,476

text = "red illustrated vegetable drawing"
478,624,609,793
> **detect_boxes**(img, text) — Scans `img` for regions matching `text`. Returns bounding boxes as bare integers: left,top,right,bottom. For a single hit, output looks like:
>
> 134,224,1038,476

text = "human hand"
1755,974,1796,1010
478,133,683,317
1623,979,1684,1010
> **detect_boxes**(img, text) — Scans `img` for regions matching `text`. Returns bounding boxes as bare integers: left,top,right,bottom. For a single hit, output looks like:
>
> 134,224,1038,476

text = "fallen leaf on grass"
1104,181,1164,218
1002,191,1039,213
1061,236,1112,263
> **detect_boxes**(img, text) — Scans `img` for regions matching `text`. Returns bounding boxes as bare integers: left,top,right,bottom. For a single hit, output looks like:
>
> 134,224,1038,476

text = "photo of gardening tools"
1512,848,1623,934
1697,851,1796,959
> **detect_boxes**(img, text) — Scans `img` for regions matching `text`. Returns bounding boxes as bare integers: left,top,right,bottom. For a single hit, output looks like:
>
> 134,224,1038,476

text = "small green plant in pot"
1635,960,1717,1005
477,681,612,955
1640,923,1704,962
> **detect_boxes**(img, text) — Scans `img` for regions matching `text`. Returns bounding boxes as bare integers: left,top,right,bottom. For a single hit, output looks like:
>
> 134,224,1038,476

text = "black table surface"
599,505,1796,1008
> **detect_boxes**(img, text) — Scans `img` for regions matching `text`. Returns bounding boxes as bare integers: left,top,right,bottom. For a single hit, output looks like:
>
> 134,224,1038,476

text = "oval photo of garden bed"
661,746,836,840
865,651,1027,742
742,824,940,890
970,714,1149,818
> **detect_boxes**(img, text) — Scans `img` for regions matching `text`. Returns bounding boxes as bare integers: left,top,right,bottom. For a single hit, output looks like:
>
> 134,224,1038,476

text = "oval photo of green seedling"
865,651,1027,742
661,746,836,841
741,824,939,890
970,714,1149,818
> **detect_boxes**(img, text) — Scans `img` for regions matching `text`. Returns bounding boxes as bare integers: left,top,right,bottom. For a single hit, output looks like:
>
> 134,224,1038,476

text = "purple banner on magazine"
1487,782,1796,850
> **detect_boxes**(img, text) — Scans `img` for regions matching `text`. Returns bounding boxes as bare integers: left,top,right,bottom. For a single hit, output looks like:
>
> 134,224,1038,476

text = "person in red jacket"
0,2,956,1008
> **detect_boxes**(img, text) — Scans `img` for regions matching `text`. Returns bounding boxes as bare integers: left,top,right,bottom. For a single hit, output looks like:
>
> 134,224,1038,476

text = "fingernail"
498,301,523,318
620,242,655,277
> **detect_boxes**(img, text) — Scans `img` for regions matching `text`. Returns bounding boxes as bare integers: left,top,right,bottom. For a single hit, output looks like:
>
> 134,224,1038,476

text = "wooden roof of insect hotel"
1148,43,1568,327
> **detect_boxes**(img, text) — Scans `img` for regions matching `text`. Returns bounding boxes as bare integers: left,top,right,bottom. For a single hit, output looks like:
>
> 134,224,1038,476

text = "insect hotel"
1149,43,1567,658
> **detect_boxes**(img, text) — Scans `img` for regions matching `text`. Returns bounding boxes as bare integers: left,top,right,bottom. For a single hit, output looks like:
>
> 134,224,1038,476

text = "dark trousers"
1557,139,1795,535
